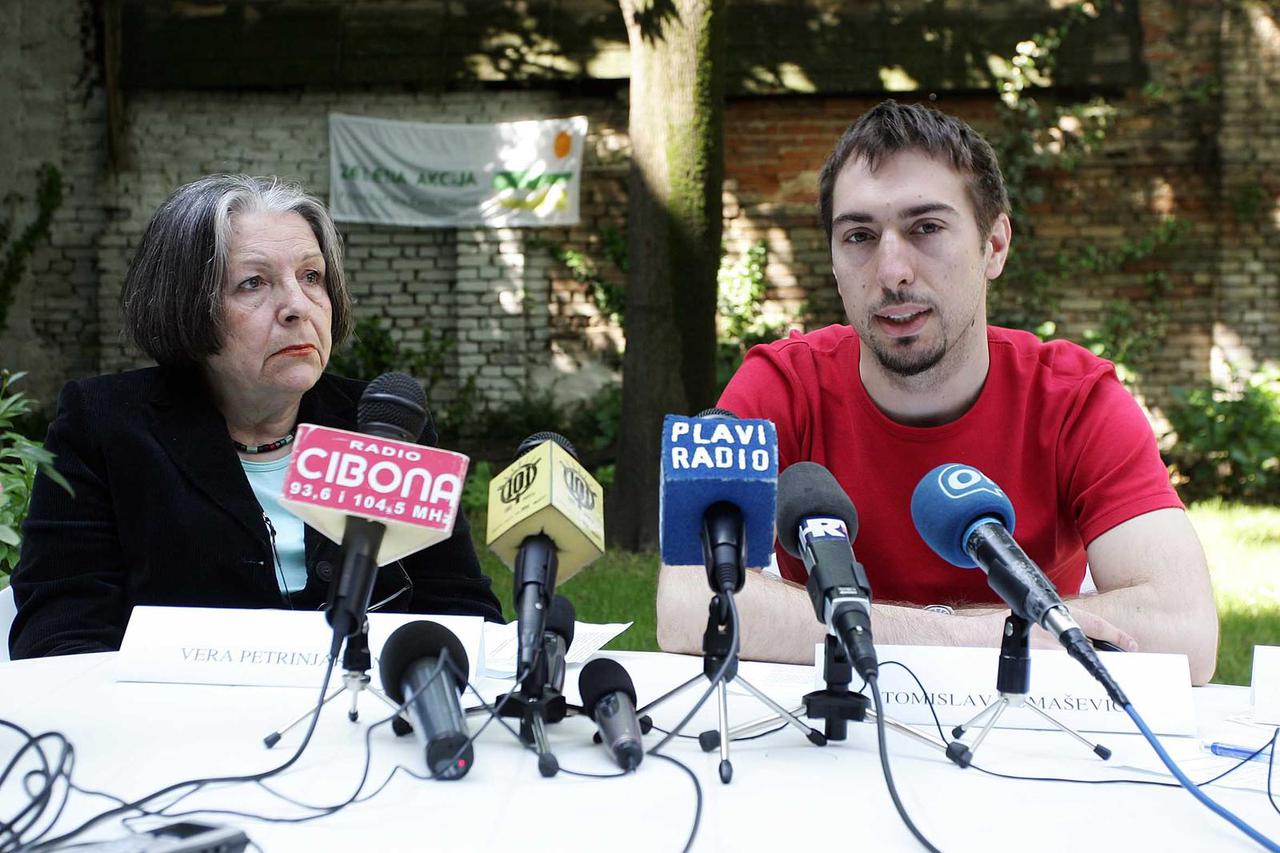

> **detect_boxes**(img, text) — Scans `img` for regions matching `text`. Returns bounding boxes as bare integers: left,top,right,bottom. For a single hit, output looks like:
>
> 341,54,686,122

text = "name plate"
815,643,1195,736
1252,645,1280,724
117,606,484,688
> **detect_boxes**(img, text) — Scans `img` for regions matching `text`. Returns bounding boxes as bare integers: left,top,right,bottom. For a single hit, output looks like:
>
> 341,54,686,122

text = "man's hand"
1028,607,1137,651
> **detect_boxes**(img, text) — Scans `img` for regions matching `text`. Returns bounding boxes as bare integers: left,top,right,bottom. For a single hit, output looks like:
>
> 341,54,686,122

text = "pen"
1206,741,1272,764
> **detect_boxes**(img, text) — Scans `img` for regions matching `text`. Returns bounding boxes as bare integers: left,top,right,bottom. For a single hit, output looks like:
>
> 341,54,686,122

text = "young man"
655,100,1218,685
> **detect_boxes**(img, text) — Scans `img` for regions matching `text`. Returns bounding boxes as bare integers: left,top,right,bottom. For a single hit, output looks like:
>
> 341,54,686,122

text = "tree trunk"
610,0,725,551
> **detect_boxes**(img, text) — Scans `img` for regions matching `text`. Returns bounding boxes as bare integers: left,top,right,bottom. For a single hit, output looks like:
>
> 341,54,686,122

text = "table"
1,650,1276,852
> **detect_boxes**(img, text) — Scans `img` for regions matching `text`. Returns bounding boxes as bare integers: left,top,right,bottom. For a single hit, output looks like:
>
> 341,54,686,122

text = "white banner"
328,112,587,228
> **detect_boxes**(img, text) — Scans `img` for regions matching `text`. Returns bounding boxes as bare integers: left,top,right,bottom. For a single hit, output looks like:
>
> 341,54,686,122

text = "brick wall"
1215,0,1280,378
90,89,629,409
2,0,1278,423
717,0,1279,417
0,0,108,407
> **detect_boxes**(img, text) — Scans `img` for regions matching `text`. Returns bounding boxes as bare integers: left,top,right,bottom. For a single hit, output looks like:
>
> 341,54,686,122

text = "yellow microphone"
487,432,604,682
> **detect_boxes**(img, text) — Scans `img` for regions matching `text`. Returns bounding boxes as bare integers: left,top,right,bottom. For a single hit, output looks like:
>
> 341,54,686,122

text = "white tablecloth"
0,650,1275,851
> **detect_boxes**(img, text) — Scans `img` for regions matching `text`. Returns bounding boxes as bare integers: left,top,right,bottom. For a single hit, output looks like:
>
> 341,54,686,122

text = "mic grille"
358,372,429,442
776,462,859,558
694,407,737,419
578,658,637,718
378,620,470,704
546,594,577,647
515,431,578,460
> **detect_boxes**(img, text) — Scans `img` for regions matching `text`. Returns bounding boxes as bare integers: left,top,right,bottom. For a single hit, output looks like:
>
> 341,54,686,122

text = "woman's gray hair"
122,174,354,366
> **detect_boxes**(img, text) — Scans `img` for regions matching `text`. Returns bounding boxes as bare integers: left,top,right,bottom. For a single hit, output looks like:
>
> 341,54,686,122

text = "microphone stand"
725,635,950,756
488,537,567,778
492,658,568,777
263,619,411,748
637,590,825,784
944,614,1111,767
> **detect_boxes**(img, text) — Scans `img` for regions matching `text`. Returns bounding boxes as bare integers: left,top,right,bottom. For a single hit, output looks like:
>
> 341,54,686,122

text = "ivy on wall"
985,1,1186,383
0,164,65,334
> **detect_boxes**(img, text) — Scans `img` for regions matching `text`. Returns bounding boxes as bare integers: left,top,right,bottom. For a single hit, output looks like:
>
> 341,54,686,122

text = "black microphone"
776,462,878,680
579,658,644,771
693,408,748,595
508,432,581,682
534,594,576,695
326,372,429,649
379,620,473,780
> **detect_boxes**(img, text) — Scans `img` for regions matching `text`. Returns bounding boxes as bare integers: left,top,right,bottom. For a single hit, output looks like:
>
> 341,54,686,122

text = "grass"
1187,501,1280,685
475,521,660,653
473,500,1280,686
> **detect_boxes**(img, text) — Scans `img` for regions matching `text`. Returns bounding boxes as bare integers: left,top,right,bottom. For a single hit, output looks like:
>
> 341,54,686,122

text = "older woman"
9,175,502,659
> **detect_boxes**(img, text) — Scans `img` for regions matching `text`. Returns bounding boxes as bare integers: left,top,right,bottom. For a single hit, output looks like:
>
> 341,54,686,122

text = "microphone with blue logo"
910,465,1280,852
910,463,1127,702
910,463,1089,649
911,463,1121,768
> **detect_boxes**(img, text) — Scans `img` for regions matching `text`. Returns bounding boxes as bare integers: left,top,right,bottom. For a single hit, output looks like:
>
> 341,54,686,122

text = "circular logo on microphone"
938,464,1005,501
563,467,596,511
499,461,539,504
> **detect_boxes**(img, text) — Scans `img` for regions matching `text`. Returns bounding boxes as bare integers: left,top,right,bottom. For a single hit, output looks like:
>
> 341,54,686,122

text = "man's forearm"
1066,585,1218,685
656,565,824,663
1083,508,1220,686
658,564,1012,664
870,602,1009,647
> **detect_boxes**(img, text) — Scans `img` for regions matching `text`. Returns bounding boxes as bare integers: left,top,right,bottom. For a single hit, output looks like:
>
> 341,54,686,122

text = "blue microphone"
910,463,1080,643
911,463,1133,710
659,409,778,592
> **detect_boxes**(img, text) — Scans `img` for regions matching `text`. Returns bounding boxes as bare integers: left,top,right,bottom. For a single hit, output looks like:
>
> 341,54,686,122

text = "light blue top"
241,452,308,597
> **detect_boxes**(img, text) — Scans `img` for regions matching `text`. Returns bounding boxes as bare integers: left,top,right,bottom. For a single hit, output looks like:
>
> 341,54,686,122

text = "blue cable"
1124,703,1279,852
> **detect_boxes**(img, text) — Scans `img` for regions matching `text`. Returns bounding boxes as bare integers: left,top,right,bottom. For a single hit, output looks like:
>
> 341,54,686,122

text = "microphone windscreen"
910,463,1017,568
515,431,578,461
659,413,778,568
379,620,470,704
486,438,604,581
578,658,637,718
359,372,429,441
546,594,577,648
775,462,859,558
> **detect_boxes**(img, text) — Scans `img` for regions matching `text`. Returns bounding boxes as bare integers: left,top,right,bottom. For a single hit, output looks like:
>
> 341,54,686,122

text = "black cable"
647,722,789,743
0,721,75,853
866,675,943,853
650,752,703,853
26,653,339,851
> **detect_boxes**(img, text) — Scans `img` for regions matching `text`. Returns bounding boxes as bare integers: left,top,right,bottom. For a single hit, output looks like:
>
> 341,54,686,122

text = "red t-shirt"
718,324,1182,606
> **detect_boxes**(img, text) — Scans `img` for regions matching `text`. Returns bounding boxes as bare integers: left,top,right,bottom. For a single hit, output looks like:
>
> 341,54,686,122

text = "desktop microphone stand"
263,619,410,748
725,635,949,756
638,593,826,784
944,614,1111,768
494,642,567,778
